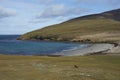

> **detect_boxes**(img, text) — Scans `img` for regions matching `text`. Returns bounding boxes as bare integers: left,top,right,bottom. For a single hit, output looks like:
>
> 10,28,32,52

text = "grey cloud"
38,0,54,4
75,0,120,6
0,6,17,19
36,4,85,19
38,0,54,3
29,18,50,23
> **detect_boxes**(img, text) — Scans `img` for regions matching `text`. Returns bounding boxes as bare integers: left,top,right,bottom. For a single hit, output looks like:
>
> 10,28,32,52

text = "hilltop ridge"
65,9,120,23
18,9,120,43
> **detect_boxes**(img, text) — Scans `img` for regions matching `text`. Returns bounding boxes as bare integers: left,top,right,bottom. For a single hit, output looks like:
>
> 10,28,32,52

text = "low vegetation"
0,55,120,80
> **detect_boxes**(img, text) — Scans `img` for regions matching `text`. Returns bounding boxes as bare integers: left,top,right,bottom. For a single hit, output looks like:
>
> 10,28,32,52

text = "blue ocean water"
0,35,89,56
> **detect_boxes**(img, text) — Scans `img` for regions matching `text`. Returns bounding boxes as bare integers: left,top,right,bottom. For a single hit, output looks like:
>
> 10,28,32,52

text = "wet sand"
54,43,120,56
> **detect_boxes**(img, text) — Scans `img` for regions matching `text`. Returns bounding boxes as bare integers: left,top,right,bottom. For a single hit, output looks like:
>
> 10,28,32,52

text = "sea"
0,35,90,56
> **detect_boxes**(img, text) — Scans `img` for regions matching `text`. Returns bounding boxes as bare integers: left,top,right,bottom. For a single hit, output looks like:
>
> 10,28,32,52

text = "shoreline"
53,43,120,56
0,41,119,57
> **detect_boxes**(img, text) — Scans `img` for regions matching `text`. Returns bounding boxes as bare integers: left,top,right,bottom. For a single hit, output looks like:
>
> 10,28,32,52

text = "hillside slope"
18,9,120,42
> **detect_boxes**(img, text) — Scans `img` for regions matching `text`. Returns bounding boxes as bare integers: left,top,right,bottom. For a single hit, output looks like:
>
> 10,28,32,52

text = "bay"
0,35,90,56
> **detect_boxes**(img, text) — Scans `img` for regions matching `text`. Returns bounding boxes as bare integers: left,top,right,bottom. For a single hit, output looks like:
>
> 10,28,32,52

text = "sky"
0,0,120,34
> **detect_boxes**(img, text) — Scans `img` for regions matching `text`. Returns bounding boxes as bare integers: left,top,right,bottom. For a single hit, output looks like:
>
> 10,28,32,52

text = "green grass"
19,15,120,42
0,55,120,80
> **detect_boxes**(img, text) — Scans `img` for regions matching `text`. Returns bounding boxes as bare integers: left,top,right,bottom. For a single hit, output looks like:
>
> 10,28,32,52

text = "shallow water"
0,35,90,56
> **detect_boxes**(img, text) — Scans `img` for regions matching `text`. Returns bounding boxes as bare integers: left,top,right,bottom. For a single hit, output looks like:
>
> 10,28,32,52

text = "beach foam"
54,43,115,56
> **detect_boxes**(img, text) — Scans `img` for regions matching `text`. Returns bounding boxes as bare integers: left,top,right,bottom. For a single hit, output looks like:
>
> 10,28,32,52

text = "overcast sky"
0,0,120,34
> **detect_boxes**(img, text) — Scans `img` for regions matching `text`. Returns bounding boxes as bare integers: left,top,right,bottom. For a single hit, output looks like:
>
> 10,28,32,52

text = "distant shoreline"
1,37,120,56
51,43,112,56
33,42,120,56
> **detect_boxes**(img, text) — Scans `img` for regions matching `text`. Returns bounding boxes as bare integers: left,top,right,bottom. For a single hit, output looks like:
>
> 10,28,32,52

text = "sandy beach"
54,43,120,56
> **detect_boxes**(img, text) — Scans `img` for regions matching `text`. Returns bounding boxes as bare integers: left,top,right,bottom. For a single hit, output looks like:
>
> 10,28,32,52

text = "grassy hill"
18,9,120,43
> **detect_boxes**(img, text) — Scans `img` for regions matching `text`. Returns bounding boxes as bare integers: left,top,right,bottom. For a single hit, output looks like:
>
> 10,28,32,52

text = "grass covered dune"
0,55,120,80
